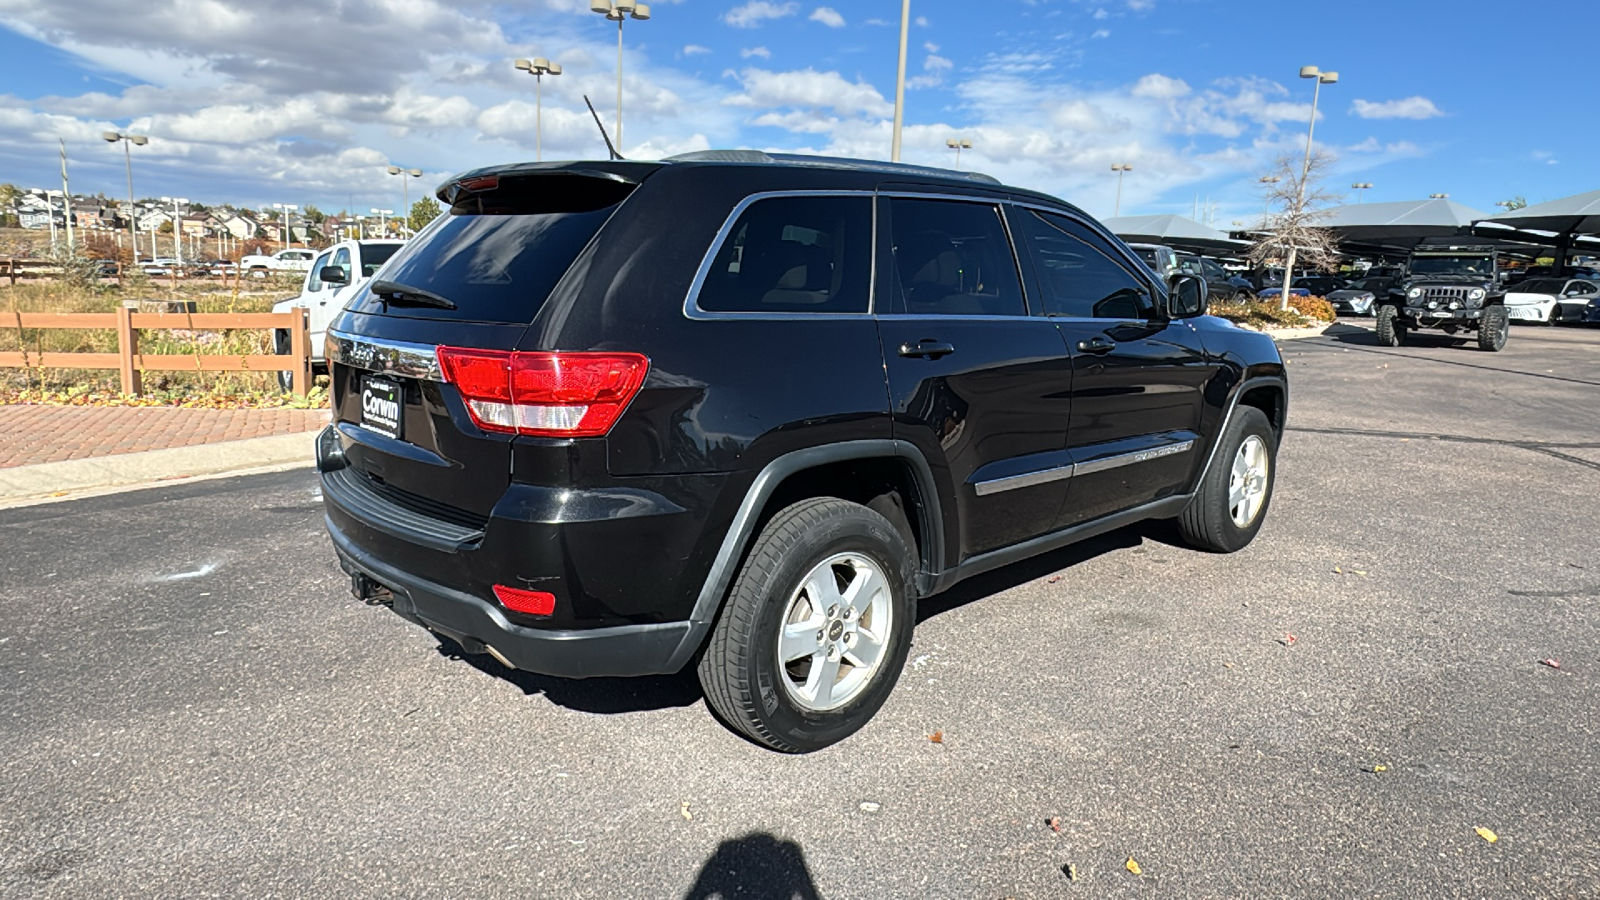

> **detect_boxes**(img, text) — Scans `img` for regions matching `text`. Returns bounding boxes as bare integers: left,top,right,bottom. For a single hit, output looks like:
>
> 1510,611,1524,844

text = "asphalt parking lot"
3,323,1599,898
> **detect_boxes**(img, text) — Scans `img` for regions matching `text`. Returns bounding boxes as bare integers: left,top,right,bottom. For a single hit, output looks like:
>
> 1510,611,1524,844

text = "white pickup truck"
241,248,318,276
271,239,404,389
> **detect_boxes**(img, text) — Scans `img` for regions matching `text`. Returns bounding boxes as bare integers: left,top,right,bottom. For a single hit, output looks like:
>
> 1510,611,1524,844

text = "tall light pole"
590,1,650,154
161,196,188,264
1279,65,1338,308
891,0,911,161
102,131,149,259
386,166,423,235
1351,182,1372,203
945,138,971,170
1258,175,1281,226
1111,163,1133,217
32,190,60,250
514,57,563,161
272,202,298,248
59,140,76,253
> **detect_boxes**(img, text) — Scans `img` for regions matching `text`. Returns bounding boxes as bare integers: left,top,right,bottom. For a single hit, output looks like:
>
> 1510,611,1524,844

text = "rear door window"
884,197,1026,316
347,178,630,323
694,195,871,314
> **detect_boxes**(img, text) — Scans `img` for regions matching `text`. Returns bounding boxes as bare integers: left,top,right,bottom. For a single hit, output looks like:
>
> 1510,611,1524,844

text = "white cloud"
924,41,941,53
907,54,954,90
1350,96,1444,120
1131,73,1190,100
683,44,712,56
724,1,799,28
809,6,845,27
1091,29,1110,38
1093,7,1110,19
724,67,894,118
1127,0,1154,10
915,15,930,26
741,46,772,59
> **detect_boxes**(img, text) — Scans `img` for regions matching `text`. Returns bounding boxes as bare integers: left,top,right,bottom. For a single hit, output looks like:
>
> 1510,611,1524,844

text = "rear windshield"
346,177,628,323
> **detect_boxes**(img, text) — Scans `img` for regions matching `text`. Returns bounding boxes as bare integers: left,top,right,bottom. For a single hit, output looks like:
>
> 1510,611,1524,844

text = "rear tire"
698,498,916,753
1177,406,1276,553
1548,305,1562,325
1375,305,1405,346
1478,305,1509,352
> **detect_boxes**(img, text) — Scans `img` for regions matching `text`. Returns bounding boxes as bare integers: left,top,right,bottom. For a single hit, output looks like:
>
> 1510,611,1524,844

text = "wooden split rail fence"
1,307,312,395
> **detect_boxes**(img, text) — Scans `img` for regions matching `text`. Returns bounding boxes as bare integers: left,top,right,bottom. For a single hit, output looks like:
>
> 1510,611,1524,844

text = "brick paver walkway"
0,405,330,468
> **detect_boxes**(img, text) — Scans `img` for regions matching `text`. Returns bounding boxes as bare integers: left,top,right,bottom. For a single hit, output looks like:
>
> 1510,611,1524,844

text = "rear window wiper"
369,279,457,310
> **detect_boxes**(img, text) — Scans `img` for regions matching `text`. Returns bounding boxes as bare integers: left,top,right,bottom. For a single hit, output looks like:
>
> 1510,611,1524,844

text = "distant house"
137,209,173,232
19,208,63,230
74,202,119,230
180,215,213,237
219,214,259,239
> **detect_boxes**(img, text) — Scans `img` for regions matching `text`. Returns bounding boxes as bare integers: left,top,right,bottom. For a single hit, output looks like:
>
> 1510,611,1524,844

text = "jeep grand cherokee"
317,151,1288,752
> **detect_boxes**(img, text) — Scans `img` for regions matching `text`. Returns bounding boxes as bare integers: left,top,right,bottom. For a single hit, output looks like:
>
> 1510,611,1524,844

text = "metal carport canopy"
1318,197,1487,254
1100,214,1248,255
1476,189,1600,235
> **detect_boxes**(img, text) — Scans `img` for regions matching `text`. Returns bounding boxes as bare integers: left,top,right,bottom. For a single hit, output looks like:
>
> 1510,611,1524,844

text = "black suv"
317,152,1288,752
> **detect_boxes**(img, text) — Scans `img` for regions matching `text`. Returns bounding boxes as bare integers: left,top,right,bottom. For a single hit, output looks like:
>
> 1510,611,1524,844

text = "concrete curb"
0,430,317,508
1266,321,1372,342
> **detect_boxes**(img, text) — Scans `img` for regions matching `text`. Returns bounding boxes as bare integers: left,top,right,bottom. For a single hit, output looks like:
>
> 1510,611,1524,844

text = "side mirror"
320,266,349,285
1167,274,1207,318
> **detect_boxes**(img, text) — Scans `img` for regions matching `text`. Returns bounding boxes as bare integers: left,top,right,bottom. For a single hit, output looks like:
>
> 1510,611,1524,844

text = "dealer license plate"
360,376,404,440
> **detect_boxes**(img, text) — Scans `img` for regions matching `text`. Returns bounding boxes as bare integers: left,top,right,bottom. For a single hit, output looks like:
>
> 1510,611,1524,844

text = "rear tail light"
436,347,649,437
493,585,556,617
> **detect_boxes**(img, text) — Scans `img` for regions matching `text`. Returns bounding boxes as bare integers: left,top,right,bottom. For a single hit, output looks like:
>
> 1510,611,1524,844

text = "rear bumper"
314,425,722,678
328,521,694,678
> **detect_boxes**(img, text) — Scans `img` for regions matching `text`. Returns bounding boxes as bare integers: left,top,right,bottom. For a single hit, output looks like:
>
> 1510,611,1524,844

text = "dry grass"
2,279,322,405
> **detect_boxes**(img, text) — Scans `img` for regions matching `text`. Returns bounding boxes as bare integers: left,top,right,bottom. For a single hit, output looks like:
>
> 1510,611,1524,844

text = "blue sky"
0,0,1589,224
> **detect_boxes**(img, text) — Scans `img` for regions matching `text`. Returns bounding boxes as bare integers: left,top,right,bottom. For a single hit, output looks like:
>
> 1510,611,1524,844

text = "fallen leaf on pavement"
1063,863,1079,881
859,801,881,813
1047,816,1062,833
1476,827,1498,843
1280,633,1298,647
929,729,944,744
1372,765,1388,773
1223,662,1235,669
1540,658,1561,670
1334,566,1343,574
1125,857,1143,876
1047,575,1062,584
680,801,693,822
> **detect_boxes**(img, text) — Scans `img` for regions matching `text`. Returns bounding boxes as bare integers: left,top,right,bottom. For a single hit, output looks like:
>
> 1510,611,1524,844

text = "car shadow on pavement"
916,526,1144,625
681,832,823,900
433,637,705,714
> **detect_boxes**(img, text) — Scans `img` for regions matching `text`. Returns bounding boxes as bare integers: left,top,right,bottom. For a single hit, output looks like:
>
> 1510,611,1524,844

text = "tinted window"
886,198,1024,316
695,196,871,314
348,187,623,323
1016,209,1155,319
360,243,400,277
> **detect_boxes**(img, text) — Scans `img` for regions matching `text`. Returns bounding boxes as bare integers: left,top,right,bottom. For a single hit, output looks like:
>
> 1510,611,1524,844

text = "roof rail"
664,149,1001,185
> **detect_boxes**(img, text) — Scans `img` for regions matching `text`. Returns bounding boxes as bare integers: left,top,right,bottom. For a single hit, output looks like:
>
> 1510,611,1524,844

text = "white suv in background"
271,239,404,389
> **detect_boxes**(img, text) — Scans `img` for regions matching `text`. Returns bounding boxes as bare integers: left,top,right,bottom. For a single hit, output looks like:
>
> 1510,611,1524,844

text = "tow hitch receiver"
351,572,393,605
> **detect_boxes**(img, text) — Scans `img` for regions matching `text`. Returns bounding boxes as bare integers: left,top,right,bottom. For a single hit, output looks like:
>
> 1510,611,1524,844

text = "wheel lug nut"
827,605,839,619
816,630,825,644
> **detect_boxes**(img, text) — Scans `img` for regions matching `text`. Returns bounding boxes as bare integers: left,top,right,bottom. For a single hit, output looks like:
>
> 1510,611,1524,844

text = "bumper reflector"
493,585,556,617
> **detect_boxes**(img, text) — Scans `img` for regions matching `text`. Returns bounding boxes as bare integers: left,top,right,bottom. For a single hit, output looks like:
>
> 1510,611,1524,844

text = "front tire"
1177,406,1276,553
698,498,916,753
273,329,294,392
1478,305,1509,352
1375,305,1405,346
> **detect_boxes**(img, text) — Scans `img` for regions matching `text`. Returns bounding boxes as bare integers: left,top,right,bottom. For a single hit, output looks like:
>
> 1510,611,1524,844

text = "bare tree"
1250,151,1343,310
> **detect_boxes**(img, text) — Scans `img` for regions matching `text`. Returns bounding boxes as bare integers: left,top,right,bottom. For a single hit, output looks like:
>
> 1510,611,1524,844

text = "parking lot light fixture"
272,202,299,249
892,0,911,161
161,196,189,264
1352,182,1373,203
371,207,393,237
1430,193,1450,199
1111,163,1133,216
515,57,564,161
1281,65,1337,307
102,131,149,258
387,165,424,235
591,1,650,154
945,137,972,170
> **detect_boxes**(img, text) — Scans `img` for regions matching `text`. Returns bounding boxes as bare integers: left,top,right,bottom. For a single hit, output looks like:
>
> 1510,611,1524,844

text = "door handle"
1077,337,1116,355
899,340,956,360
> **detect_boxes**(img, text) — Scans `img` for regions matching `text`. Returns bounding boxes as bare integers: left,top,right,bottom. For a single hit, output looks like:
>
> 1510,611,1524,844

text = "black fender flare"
661,439,944,672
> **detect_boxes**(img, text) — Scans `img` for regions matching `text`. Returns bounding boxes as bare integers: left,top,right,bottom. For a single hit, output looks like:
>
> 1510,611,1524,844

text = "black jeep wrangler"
1376,245,1508,351
316,152,1288,751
